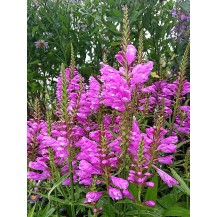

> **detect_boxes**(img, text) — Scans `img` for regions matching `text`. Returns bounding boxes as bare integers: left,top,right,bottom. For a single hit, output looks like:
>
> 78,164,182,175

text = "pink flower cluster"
27,43,190,207
128,117,179,188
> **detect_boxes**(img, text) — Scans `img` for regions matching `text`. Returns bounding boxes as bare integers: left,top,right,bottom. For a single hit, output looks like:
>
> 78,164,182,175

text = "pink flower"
108,186,123,200
77,160,101,180
157,156,174,164
161,136,178,144
145,182,154,188
157,143,177,153
110,176,129,190
143,200,156,207
100,64,131,112
27,171,50,181
115,51,124,64
115,45,136,66
122,190,135,200
130,61,153,86
109,138,122,154
126,45,137,65
84,191,104,204
153,166,179,187
29,159,48,171
86,76,101,113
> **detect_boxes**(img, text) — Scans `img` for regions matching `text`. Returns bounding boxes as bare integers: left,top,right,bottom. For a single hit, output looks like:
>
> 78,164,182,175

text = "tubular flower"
140,80,174,116
143,200,156,207
174,105,190,134
122,190,135,200
115,44,137,66
100,64,131,112
84,191,104,204
130,61,153,86
108,186,123,200
28,157,50,181
126,45,137,65
153,165,179,187
86,76,101,113
110,176,129,190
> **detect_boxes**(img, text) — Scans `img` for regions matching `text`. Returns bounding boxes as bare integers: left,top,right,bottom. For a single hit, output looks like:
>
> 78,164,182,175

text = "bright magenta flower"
130,61,153,86
153,165,179,187
126,45,137,65
115,45,137,65
108,186,123,200
157,156,174,164
84,191,104,204
115,51,124,64
110,176,129,190
143,200,156,207
122,190,135,200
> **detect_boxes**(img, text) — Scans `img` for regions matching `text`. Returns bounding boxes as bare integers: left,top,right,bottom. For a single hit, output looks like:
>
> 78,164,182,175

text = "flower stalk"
170,42,190,134
60,64,76,217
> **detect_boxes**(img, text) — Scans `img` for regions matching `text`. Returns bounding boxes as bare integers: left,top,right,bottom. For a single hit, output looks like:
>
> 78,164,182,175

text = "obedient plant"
27,5,190,216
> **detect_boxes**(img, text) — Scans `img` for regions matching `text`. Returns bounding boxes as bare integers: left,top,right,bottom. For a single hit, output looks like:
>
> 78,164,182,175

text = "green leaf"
125,205,164,217
179,0,190,13
177,139,190,148
36,204,56,217
101,197,115,217
170,168,190,196
48,173,70,199
163,205,190,217
125,210,156,217
128,182,139,199
110,41,121,46
32,26,39,37
88,209,93,217
145,173,158,201
29,60,40,65
130,10,143,24
28,204,36,217
157,189,183,209
111,9,122,18
44,208,55,217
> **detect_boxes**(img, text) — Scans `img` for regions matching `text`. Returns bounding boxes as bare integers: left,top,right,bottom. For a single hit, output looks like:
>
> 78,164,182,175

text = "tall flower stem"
170,42,190,135
68,155,75,217
119,5,133,178
138,184,142,202
147,116,163,172
60,64,76,217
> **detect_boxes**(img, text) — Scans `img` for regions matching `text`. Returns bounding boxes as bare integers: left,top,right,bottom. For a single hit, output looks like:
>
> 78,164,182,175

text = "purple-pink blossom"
122,190,135,200
143,200,156,207
84,191,104,204
153,165,179,187
126,45,137,65
108,186,123,200
110,176,129,190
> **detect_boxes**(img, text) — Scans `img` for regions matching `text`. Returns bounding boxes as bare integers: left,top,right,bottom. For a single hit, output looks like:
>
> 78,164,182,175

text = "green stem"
138,184,142,202
68,159,76,217
186,195,190,210
55,188,60,217
66,127,75,217
138,205,141,217
169,95,180,135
